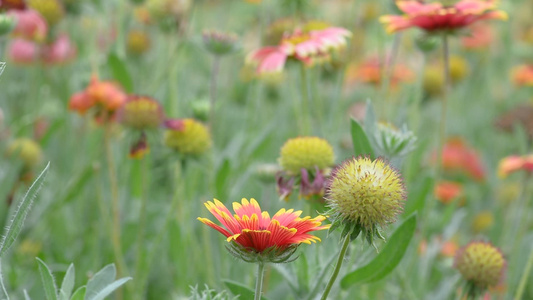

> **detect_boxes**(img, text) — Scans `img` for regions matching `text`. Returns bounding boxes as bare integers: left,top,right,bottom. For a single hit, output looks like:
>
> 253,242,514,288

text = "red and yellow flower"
380,0,507,34
246,25,351,75
498,155,533,178
435,137,486,181
198,198,328,261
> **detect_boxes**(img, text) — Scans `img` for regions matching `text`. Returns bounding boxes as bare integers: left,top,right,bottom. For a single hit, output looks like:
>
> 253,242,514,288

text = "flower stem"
103,124,127,299
133,157,149,299
515,243,533,300
255,261,266,300
437,34,450,178
209,56,221,130
321,235,351,300
300,64,311,135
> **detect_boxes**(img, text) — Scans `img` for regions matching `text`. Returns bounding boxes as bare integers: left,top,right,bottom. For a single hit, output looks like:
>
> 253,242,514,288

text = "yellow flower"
6,138,43,168
27,0,64,26
454,242,506,293
423,66,444,96
449,55,469,83
326,156,405,240
279,137,334,174
127,30,151,55
164,119,211,155
471,211,494,233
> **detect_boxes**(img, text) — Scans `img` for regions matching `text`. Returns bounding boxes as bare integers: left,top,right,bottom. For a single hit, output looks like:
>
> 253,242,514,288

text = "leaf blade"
36,258,58,300
350,119,375,158
0,162,50,257
340,214,417,288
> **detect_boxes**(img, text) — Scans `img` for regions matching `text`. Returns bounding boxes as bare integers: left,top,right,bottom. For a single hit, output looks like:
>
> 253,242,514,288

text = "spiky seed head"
164,118,211,155
326,156,405,239
6,138,43,168
454,241,506,295
279,136,334,175
127,30,151,55
118,95,164,130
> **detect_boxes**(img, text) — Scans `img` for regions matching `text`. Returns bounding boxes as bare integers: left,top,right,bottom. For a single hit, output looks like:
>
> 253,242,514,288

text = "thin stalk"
320,235,351,300
103,124,127,297
254,262,266,300
209,56,221,130
133,157,149,299
300,64,311,135
140,159,184,289
437,34,450,179
515,243,533,300
382,32,403,120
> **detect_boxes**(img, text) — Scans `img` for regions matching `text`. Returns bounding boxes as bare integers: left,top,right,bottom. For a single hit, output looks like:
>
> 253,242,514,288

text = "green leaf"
0,162,50,257
59,264,75,300
60,166,93,205
222,279,268,300
350,119,375,158
404,176,433,217
86,278,131,300
215,159,231,198
340,214,417,288
107,53,133,93
36,258,58,300
0,261,10,300
85,264,116,300
70,286,85,300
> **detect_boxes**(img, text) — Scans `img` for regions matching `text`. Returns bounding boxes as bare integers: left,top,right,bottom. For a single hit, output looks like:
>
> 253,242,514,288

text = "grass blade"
0,162,50,257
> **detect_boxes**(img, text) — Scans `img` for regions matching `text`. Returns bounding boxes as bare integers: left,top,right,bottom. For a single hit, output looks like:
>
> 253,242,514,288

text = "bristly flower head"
325,156,406,247
279,136,334,175
198,198,329,263
6,137,43,169
202,29,240,56
380,0,507,35
117,95,165,130
454,241,506,297
164,118,211,155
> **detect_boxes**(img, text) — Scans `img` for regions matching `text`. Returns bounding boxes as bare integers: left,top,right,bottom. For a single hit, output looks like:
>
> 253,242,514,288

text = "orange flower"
434,181,463,204
435,137,486,181
498,155,533,178
511,65,533,87
68,76,127,121
198,198,328,259
345,56,414,87
461,24,493,50
380,0,507,34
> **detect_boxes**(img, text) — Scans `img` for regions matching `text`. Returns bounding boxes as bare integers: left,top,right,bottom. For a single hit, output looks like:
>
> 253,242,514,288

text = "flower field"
1,0,533,299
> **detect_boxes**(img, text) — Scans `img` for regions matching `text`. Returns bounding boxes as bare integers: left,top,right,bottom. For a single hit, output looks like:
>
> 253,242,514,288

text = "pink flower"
246,26,351,74
7,39,38,64
41,34,76,65
9,9,48,42
380,0,507,34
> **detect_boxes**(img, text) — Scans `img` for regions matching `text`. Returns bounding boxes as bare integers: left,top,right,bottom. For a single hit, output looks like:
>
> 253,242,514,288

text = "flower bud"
279,136,334,175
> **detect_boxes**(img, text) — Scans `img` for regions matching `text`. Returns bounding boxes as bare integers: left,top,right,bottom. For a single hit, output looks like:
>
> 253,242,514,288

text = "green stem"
321,235,351,300
255,262,266,300
437,34,450,179
300,64,311,135
140,159,184,289
103,124,127,299
515,243,533,300
209,56,221,130
133,157,149,299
